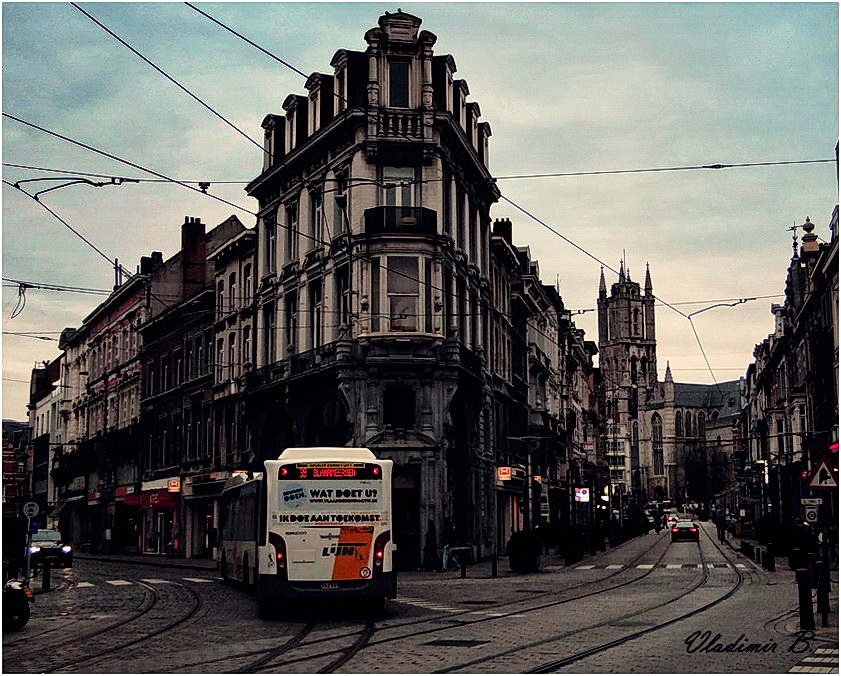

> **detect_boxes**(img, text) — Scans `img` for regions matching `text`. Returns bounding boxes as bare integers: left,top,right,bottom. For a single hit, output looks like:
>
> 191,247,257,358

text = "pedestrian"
441,518,459,572
715,512,727,544
421,520,439,572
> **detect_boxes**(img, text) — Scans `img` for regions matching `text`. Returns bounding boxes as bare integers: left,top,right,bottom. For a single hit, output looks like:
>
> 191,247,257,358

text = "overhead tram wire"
3,179,123,271
18,9,817,382
494,158,836,181
184,2,308,79
70,3,266,157
179,4,802,388
3,163,248,186
2,114,256,220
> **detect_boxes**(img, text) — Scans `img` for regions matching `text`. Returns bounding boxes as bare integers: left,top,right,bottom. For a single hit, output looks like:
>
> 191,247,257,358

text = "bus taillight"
268,533,288,581
372,530,390,575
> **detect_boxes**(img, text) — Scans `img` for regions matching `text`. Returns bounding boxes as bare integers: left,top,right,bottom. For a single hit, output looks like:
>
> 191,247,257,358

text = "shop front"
114,485,141,553
183,472,231,560
140,478,182,556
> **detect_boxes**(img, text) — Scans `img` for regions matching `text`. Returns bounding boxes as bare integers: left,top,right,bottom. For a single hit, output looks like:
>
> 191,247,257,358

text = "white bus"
219,472,262,588
221,448,397,616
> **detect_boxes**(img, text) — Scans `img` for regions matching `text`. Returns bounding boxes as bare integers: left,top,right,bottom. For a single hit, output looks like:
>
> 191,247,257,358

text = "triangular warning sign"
807,457,838,491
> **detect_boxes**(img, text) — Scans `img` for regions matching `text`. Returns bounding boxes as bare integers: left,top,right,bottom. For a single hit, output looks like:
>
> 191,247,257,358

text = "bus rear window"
278,462,382,481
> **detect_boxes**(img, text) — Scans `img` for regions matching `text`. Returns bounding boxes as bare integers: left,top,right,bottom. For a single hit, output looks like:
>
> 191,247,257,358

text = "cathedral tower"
597,261,658,491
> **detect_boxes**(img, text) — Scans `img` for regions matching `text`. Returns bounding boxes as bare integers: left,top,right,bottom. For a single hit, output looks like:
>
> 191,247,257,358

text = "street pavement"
21,523,839,674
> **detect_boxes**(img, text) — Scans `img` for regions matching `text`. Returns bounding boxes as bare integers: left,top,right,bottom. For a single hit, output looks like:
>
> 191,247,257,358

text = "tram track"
213,532,680,673
436,523,746,673
32,579,203,674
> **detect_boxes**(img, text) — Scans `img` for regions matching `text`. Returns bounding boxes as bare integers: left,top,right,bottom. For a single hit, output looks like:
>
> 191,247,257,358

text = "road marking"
106,579,133,586
697,564,704,569
76,581,94,587
665,564,683,569
788,648,838,673
141,578,173,584
576,565,596,570
605,564,624,569
636,564,655,569
181,577,214,583
735,563,747,568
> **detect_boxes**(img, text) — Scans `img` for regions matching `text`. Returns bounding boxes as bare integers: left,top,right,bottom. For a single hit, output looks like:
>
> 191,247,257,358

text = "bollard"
796,568,816,630
755,545,763,563
789,547,800,570
42,562,51,591
491,550,498,578
763,548,776,572
460,558,467,579
816,559,830,628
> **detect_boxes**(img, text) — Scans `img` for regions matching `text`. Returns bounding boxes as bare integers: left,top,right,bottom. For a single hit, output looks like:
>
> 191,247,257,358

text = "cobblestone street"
3,523,836,673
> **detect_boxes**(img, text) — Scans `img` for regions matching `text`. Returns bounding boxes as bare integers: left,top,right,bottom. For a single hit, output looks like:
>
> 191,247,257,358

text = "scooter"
3,565,34,631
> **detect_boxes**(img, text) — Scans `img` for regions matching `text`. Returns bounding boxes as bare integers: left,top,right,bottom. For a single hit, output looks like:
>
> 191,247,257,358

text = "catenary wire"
9,9,821,390
175,3,772,391
71,3,266,156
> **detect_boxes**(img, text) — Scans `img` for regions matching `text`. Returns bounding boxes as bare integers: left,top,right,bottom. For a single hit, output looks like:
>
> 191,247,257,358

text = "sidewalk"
74,551,218,571
715,525,838,644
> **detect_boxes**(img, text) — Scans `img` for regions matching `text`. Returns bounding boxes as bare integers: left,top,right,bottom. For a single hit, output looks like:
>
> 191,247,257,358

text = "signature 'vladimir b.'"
685,630,817,654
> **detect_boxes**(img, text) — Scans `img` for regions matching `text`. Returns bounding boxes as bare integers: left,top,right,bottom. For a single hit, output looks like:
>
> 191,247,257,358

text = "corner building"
246,11,499,568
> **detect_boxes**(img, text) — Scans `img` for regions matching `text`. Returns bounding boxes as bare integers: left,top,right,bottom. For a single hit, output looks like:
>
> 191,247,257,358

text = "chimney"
181,216,206,297
139,251,164,275
493,217,512,243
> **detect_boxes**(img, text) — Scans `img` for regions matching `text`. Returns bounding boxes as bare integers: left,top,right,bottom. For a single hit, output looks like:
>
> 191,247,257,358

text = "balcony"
290,342,340,376
376,110,424,140
364,206,437,236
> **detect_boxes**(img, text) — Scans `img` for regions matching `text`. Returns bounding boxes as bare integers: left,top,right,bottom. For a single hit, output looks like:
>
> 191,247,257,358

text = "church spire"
664,361,673,383
618,259,625,283
644,262,652,294
599,267,606,299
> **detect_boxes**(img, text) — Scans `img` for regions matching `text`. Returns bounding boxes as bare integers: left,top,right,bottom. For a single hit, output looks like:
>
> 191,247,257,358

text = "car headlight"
29,545,41,554
61,545,72,553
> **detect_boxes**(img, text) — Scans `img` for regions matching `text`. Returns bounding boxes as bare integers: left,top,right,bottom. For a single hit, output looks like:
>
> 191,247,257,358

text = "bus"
219,472,261,588
220,448,397,616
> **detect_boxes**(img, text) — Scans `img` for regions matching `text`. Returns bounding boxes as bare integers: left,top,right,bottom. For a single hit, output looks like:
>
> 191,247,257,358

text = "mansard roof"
672,379,741,410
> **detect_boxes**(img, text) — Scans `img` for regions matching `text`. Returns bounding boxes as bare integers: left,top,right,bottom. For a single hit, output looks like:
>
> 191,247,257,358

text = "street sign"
801,498,823,505
804,507,819,523
575,488,590,502
22,502,39,518
806,457,838,491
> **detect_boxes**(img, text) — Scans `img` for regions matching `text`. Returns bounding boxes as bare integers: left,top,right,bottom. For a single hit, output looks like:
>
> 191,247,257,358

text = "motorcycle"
3,576,34,631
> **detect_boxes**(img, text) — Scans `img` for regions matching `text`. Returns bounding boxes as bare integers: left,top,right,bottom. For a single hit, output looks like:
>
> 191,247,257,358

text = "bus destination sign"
279,462,382,481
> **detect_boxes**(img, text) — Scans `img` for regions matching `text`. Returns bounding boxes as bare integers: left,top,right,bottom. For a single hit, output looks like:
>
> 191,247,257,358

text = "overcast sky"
2,2,838,421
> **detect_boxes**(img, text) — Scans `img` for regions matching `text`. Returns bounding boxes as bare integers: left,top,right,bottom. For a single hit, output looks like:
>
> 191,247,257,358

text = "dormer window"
389,60,410,108
336,70,346,112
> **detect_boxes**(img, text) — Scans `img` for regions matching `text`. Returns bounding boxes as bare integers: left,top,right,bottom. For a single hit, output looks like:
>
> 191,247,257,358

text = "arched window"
698,412,706,440
685,411,693,437
652,413,664,475
630,356,638,384
675,411,683,438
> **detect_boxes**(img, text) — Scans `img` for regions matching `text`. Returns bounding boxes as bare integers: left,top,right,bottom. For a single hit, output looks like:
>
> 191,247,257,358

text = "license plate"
320,582,340,590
